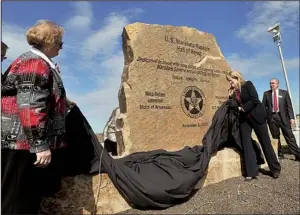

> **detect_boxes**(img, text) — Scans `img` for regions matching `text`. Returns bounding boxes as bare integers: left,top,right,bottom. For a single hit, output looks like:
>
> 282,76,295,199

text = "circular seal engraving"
181,86,205,118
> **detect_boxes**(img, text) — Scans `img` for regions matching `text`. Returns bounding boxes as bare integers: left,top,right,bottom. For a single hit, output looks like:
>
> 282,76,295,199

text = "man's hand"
34,149,51,168
238,107,244,112
290,119,295,126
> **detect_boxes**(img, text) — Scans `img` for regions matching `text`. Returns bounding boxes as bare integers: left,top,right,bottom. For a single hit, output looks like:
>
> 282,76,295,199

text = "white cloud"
231,1,300,79
58,63,81,85
229,2,299,111
83,13,129,57
65,1,93,30
284,58,300,69
2,23,30,61
77,8,144,58
226,52,299,112
62,4,143,132
236,1,299,45
66,50,124,132
293,97,300,115
226,52,299,78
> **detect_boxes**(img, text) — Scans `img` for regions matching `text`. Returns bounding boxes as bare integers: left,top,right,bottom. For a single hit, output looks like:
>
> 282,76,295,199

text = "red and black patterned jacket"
1,51,68,153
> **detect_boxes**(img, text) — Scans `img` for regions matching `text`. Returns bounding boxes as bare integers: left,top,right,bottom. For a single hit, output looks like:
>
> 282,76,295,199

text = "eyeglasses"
59,42,63,49
56,41,63,49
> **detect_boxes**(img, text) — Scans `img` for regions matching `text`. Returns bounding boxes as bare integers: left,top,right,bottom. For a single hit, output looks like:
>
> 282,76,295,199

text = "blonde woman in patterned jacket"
1,20,69,214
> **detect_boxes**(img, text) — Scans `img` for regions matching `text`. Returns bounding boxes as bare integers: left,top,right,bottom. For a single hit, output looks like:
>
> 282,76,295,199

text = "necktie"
273,90,278,112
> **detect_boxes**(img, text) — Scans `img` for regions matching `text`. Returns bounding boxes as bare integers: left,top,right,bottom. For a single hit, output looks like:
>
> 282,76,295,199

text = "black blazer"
231,81,267,124
262,89,294,125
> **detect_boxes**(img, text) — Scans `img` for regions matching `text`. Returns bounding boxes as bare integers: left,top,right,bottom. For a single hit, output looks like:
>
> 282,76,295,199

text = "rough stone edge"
116,27,134,155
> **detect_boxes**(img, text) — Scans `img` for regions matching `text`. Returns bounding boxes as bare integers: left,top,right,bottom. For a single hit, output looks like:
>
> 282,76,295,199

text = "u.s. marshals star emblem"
181,86,205,118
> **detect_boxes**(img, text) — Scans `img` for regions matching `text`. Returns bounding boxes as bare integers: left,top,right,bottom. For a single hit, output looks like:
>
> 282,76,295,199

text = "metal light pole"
267,22,299,131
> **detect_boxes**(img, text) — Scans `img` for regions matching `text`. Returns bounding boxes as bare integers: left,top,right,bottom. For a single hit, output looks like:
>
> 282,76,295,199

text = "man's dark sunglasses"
1,55,7,60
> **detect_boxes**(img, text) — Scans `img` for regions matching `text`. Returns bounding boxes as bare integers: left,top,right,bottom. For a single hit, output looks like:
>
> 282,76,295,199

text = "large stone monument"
41,22,279,215
117,22,232,154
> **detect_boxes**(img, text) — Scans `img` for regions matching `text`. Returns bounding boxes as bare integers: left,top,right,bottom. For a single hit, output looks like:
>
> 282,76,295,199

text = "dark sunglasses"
1,55,7,60
59,42,64,49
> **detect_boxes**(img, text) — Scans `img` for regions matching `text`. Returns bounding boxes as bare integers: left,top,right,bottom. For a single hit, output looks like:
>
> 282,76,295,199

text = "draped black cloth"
63,99,264,209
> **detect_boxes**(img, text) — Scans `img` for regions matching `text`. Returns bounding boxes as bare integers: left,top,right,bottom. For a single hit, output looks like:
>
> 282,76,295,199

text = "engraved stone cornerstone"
117,22,232,154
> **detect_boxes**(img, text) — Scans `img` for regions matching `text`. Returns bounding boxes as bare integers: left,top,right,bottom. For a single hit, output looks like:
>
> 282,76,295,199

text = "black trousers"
268,113,300,159
104,139,118,156
240,117,281,177
1,149,64,214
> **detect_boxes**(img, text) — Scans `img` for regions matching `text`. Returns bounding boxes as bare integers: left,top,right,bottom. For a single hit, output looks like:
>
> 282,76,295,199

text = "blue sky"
2,1,299,133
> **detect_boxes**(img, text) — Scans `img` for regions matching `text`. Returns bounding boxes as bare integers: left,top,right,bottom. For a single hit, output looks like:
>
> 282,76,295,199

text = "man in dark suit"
262,78,300,161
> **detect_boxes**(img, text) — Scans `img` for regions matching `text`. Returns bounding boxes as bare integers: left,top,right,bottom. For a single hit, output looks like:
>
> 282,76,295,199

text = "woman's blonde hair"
226,71,246,96
26,20,64,50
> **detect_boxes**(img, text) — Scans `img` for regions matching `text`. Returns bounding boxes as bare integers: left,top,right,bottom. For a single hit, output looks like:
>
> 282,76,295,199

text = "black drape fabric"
61,99,264,209
1,150,41,214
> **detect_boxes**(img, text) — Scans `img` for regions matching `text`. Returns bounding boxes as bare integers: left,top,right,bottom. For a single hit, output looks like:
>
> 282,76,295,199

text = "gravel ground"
121,157,300,214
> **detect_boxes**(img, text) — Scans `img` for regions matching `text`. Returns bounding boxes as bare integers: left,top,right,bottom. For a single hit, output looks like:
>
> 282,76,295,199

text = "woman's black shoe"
278,153,285,159
272,172,280,179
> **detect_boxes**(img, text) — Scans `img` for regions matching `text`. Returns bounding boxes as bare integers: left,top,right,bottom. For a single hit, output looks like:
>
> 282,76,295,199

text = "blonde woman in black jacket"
226,71,281,181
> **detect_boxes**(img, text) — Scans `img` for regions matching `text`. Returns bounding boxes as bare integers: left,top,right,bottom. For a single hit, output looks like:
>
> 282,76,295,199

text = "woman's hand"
34,149,52,168
238,107,244,112
69,100,76,105
67,98,76,106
